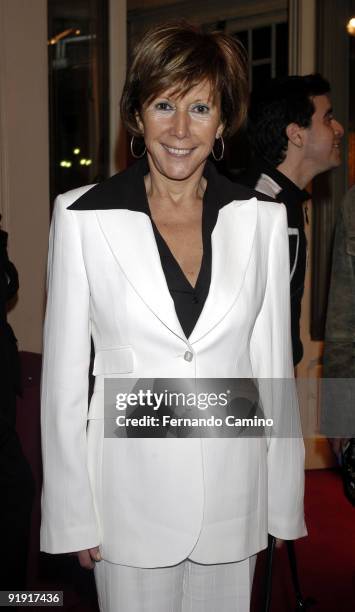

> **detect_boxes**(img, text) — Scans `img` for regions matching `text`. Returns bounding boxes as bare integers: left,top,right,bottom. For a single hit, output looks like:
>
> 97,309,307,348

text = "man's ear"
285,123,304,148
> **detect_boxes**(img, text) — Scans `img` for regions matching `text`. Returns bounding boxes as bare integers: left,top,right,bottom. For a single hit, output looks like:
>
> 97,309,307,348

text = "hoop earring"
212,136,224,161
130,136,146,159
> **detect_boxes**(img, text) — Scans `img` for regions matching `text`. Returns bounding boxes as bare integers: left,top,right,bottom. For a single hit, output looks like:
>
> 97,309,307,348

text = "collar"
68,158,272,212
253,158,310,206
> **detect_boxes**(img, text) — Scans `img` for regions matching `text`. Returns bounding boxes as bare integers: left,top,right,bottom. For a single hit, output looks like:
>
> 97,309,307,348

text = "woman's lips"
162,144,195,157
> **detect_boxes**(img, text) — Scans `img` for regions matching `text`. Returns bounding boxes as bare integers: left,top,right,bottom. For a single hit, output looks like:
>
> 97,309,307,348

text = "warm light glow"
48,28,80,45
60,160,72,168
347,17,355,35
85,159,92,166
79,158,87,166
73,148,80,155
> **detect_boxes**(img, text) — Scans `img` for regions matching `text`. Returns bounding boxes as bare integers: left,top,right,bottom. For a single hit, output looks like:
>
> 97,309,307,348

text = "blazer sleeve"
250,204,307,540
40,195,100,554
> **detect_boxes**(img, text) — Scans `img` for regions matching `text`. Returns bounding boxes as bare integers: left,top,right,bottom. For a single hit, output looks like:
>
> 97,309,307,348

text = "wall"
0,0,50,353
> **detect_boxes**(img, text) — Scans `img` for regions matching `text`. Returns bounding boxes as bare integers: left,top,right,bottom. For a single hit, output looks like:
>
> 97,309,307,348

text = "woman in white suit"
41,21,306,612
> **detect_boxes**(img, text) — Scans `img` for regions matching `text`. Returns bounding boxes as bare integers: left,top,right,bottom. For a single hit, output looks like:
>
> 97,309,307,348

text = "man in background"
239,74,344,366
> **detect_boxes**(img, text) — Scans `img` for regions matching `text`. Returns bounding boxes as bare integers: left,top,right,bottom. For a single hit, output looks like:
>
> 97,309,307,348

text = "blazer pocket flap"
93,347,134,375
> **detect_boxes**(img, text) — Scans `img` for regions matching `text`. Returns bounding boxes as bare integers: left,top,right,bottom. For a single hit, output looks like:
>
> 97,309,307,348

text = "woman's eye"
192,104,210,114
155,102,173,111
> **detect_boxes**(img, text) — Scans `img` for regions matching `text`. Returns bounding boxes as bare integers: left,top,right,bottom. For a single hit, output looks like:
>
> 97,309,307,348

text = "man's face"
302,94,344,174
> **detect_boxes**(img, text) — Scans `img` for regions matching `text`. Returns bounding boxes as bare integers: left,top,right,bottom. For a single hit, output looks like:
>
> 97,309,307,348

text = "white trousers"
94,556,256,612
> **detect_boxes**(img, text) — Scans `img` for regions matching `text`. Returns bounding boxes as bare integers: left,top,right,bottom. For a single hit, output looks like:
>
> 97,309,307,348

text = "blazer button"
184,351,193,362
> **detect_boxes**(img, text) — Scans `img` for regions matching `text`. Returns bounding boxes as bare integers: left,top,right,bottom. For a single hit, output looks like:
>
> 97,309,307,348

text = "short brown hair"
120,21,248,139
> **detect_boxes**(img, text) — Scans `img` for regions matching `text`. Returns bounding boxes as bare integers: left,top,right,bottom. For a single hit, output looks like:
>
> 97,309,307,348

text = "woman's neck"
145,163,207,209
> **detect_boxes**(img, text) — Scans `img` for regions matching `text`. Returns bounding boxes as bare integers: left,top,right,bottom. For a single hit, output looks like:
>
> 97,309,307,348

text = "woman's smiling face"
137,81,224,182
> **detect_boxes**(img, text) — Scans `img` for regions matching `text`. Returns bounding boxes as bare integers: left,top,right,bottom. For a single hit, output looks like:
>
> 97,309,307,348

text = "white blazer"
40,160,306,567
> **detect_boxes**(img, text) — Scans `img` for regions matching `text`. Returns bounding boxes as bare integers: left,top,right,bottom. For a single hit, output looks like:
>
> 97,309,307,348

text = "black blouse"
149,181,219,339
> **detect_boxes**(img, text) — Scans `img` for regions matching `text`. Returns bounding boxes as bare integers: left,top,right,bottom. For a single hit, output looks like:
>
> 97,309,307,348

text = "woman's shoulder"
52,160,145,212
256,198,286,220
255,199,288,243
64,160,148,213
54,184,97,212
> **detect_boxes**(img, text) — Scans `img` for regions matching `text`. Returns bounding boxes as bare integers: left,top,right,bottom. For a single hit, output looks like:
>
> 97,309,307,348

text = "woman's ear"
216,124,224,140
135,111,144,134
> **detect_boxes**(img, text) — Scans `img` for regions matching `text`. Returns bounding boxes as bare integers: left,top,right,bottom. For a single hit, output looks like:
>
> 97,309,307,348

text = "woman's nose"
171,110,190,138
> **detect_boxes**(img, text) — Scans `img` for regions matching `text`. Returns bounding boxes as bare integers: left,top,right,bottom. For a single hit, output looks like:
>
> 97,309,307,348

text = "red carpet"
16,352,355,611
252,470,355,611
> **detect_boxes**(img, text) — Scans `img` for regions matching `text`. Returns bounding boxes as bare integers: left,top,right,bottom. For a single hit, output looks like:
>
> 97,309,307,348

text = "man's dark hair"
247,73,330,166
